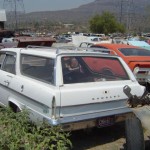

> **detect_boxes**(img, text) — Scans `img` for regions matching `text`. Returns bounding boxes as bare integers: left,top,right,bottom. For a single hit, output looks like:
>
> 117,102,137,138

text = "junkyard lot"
70,123,150,150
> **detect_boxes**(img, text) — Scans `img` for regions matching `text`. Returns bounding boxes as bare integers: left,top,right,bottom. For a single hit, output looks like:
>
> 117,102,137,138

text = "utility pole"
117,0,135,33
3,0,25,31
126,0,130,32
120,0,123,23
14,0,18,31
127,0,135,32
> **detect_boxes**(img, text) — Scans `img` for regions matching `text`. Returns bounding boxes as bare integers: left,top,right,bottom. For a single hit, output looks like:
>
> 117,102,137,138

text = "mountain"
24,0,150,23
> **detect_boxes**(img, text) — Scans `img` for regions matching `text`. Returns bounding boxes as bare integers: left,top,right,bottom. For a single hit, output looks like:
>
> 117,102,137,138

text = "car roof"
0,47,119,59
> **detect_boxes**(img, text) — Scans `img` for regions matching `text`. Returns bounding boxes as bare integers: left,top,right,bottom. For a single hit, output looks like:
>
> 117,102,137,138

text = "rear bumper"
46,105,133,131
58,106,132,124
137,77,150,84
62,112,134,131
135,69,150,84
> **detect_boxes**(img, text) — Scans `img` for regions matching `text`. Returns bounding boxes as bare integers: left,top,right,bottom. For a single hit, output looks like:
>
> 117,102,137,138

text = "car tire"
125,117,145,150
146,83,150,92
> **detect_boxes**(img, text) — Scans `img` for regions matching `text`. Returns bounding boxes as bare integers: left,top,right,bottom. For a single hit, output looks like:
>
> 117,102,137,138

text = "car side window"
21,54,55,85
2,54,16,74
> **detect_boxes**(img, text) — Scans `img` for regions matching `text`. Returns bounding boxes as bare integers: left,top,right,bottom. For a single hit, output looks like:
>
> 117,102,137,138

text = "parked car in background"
125,40,150,51
0,36,56,49
0,46,146,149
91,44,150,88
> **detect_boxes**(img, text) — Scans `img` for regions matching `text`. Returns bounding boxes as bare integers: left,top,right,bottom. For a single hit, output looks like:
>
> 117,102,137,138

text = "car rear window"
62,56,129,84
119,48,150,56
21,54,55,85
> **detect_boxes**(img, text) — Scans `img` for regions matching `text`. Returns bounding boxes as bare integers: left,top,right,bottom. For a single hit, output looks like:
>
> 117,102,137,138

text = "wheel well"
9,102,20,113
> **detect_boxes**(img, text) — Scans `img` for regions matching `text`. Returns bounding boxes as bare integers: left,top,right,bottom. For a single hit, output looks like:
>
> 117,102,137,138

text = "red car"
91,43,150,86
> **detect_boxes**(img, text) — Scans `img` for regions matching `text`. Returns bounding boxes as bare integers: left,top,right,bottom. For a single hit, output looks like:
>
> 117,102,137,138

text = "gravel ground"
70,123,150,150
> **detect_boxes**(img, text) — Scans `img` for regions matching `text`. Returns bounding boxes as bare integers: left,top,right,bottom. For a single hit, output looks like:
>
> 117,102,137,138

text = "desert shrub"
0,107,72,150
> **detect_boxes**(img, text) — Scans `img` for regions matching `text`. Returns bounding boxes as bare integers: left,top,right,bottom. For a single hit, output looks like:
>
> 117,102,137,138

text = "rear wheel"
125,117,145,150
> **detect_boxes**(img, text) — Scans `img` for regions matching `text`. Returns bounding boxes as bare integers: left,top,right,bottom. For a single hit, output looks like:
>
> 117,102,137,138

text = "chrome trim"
45,106,132,125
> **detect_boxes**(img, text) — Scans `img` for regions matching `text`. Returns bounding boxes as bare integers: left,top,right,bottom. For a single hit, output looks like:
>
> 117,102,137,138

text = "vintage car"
0,46,146,149
91,43,150,87
125,40,150,51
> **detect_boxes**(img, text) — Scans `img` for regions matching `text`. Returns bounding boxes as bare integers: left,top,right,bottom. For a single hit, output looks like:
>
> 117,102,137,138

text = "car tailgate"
59,80,144,122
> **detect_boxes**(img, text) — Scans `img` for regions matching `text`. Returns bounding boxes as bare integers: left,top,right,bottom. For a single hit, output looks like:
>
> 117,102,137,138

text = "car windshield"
119,48,150,56
61,56,129,84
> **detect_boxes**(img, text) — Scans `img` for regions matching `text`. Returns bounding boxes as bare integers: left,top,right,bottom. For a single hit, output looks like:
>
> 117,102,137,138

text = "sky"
0,0,95,13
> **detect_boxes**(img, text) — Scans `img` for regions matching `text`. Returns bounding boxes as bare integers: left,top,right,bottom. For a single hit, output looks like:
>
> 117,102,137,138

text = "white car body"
0,47,145,131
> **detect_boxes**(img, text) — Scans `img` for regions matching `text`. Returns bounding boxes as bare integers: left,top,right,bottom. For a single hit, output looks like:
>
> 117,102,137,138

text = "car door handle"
21,85,24,92
4,80,10,86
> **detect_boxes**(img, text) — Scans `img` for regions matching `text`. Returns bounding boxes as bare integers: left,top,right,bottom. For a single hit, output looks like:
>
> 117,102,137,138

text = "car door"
0,52,16,106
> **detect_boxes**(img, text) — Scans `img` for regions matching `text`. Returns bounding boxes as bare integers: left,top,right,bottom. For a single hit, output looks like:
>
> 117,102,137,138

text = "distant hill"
24,0,150,23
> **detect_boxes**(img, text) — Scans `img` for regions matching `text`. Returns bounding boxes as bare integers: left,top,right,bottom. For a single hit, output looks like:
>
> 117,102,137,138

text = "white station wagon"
0,46,145,132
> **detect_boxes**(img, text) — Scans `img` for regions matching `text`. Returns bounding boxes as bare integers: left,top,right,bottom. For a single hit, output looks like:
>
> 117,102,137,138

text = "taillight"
51,96,56,119
133,66,139,75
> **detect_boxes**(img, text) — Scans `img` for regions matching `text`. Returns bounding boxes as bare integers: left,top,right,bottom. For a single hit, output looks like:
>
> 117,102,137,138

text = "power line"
3,0,25,30
116,0,136,32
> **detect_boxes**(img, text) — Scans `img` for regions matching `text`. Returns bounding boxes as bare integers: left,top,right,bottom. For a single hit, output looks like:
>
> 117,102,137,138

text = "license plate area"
97,116,115,128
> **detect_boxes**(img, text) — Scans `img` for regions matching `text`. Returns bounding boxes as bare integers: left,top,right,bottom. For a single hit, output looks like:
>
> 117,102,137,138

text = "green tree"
89,12,125,34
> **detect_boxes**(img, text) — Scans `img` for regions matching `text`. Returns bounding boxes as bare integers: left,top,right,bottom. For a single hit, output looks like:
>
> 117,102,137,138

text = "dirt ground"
70,123,150,150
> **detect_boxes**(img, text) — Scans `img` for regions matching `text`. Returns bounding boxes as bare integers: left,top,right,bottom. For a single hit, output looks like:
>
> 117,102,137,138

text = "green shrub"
0,107,72,150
